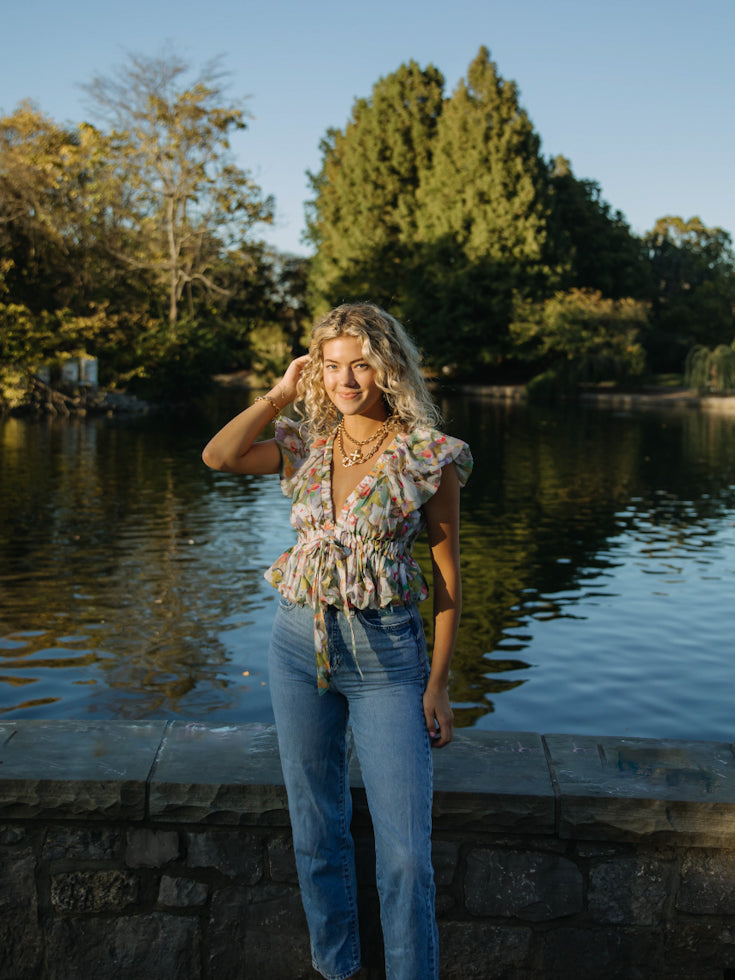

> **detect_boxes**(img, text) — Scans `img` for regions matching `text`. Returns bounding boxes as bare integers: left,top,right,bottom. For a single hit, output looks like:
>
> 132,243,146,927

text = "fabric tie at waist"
297,531,360,693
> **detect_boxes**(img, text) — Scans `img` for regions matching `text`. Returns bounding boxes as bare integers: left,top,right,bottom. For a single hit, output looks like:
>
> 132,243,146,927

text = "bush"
510,289,648,383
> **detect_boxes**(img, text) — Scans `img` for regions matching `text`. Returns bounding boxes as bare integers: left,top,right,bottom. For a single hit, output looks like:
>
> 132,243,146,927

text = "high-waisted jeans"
268,597,439,980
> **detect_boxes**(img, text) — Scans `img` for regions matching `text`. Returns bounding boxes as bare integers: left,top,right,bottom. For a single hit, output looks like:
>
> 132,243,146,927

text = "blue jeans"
268,598,439,980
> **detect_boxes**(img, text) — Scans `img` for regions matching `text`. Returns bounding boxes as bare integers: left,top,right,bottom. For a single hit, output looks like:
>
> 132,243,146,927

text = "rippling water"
1,391,734,740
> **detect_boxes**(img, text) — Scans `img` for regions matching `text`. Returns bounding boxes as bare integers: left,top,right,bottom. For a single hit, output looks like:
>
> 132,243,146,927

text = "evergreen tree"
411,47,556,369
548,156,650,301
305,61,444,314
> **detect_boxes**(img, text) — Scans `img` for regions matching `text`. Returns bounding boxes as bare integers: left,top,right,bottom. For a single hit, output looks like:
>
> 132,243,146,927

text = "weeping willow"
685,344,735,393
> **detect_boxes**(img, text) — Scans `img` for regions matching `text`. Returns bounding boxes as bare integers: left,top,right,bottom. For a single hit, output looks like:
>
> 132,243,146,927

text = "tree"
642,216,735,371
510,289,648,385
81,51,275,332
548,156,649,300
685,343,735,393
411,47,557,368
0,104,151,385
0,104,111,313
305,61,445,314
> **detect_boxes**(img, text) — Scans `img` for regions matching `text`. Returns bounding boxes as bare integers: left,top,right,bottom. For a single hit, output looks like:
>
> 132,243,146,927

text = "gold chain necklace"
337,416,394,467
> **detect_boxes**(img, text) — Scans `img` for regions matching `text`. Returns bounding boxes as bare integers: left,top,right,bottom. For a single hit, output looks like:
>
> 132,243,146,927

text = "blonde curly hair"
295,304,441,439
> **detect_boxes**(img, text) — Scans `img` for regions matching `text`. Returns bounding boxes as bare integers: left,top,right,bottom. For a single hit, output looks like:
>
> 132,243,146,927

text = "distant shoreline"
215,372,735,414
454,383,735,414
6,374,735,418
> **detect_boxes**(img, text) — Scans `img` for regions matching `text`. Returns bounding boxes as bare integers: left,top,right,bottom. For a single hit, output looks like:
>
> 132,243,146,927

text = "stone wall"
2,721,735,979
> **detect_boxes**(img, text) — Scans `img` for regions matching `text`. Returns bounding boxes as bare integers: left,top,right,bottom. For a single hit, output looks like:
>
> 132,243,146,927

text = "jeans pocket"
355,604,414,635
277,595,298,612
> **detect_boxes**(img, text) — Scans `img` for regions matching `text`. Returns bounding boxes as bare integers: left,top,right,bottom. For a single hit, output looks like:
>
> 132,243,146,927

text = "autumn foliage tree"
0,104,112,313
0,52,289,405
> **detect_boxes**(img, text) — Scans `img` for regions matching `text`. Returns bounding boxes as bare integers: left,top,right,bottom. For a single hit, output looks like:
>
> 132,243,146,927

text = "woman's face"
321,335,386,420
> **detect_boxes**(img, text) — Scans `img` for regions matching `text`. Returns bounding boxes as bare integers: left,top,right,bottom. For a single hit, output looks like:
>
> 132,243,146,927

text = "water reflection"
1,395,734,738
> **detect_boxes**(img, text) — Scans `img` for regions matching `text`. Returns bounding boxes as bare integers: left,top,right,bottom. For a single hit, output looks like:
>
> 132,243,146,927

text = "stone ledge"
545,733,735,845
429,731,555,834
0,721,167,820
2,722,735,845
149,722,289,825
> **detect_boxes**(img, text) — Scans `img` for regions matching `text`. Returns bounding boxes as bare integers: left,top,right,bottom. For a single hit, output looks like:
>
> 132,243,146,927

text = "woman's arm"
422,461,462,748
202,355,310,475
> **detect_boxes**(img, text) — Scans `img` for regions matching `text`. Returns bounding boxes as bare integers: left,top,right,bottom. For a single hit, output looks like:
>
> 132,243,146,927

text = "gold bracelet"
254,394,281,417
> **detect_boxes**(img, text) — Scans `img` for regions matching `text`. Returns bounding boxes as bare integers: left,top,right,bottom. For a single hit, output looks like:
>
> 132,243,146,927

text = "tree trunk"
166,193,178,336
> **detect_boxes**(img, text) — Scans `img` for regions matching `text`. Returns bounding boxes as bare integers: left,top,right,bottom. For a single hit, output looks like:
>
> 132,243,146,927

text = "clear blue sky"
3,0,733,256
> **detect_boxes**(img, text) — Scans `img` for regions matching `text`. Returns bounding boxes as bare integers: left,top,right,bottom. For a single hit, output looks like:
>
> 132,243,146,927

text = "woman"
202,304,472,980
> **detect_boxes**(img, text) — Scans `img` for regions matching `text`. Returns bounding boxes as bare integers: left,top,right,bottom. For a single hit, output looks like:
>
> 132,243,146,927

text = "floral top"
265,417,472,692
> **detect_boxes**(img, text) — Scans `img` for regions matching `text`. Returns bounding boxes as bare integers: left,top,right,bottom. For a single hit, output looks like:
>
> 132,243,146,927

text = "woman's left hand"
423,683,454,748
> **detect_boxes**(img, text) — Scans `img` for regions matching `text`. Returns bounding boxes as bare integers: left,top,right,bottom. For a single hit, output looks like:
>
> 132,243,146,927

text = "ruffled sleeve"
274,417,312,497
388,426,472,514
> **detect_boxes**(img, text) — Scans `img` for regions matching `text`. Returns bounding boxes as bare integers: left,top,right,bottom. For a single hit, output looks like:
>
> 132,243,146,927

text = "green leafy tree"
0,105,152,382
81,51,275,332
548,155,650,300
305,60,445,314
510,288,648,387
411,47,557,369
0,104,118,313
643,216,735,371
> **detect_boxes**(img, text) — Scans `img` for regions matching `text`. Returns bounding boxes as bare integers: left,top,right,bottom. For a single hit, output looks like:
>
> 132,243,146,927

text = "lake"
1,390,734,740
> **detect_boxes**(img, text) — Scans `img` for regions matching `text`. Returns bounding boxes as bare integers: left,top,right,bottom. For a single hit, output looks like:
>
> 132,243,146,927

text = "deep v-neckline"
324,431,399,522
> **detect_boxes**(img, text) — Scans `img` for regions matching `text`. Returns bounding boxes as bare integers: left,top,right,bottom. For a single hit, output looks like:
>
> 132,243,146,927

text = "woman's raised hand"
202,353,311,474
275,354,311,407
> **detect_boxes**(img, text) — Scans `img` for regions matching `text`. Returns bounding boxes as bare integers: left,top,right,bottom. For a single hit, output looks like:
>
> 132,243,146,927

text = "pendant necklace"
337,416,395,467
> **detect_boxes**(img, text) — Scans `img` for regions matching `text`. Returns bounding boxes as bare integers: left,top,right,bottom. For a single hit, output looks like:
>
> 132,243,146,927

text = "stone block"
0,908,43,979
0,847,36,912
209,884,311,978
464,848,583,921
50,870,139,913
662,921,735,978
432,839,459,887
126,827,179,867
438,921,532,978
43,826,123,861
149,721,290,824
545,734,735,844
45,914,201,980
158,875,208,907
0,825,25,845
187,829,263,882
268,834,298,883
588,855,671,924
435,892,455,915
678,851,735,914
541,926,656,979
0,720,166,820
0,847,42,978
